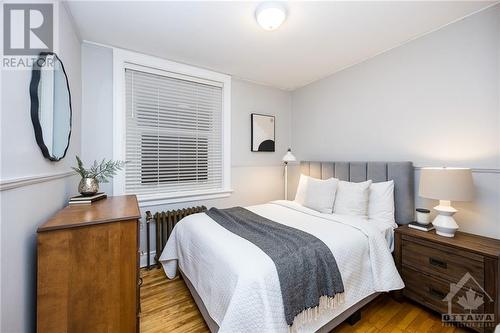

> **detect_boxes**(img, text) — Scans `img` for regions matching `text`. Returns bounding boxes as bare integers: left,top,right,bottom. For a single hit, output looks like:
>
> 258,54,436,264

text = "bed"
160,161,414,333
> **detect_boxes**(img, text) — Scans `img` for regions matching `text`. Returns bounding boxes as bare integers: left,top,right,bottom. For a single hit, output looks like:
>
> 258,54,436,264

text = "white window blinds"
125,68,224,197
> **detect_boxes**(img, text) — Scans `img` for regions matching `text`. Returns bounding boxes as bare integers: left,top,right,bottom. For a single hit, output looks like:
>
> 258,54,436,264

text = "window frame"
113,48,232,207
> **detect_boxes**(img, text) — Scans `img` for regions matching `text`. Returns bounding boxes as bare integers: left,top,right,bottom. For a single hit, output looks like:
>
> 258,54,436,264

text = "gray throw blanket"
206,207,344,327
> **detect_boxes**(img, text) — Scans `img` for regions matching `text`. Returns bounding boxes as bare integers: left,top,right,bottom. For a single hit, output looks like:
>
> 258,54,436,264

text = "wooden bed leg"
347,310,361,326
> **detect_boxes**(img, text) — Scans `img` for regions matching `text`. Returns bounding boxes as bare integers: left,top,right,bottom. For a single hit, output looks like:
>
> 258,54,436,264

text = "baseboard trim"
0,170,76,191
140,250,157,268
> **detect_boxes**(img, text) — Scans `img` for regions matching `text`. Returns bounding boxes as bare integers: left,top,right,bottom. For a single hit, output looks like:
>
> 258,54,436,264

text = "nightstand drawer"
402,237,484,288
395,226,500,333
402,266,485,315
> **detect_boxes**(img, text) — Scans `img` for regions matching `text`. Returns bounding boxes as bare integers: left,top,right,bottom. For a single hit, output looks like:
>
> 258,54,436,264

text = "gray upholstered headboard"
300,161,414,225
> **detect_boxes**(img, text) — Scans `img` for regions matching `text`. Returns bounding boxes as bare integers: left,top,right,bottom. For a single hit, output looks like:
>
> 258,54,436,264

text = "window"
114,50,231,205
139,134,208,185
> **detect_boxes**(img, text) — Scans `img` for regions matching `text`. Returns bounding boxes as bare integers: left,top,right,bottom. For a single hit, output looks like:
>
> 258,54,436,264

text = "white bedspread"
160,200,404,333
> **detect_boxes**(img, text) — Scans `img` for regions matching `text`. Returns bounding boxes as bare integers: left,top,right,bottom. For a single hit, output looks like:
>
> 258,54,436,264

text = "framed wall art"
251,113,275,152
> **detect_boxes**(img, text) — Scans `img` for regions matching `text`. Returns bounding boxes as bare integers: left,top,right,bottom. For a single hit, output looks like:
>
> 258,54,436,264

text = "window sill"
137,189,234,207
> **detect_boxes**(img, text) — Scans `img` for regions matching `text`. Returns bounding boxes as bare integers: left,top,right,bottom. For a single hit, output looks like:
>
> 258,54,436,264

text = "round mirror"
30,52,72,161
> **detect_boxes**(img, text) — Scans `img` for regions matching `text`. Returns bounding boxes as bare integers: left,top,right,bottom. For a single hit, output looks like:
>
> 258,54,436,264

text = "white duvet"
160,200,404,333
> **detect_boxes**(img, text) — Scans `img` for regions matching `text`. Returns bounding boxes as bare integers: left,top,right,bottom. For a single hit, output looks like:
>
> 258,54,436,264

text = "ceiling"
66,1,495,90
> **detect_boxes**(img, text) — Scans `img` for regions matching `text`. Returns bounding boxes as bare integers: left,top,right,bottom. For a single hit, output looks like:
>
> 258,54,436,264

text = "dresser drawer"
402,236,484,288
402,266,485,316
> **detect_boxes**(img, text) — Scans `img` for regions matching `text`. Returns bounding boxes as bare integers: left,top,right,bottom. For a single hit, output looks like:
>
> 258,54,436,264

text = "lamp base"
432,200,458,238
284,162,288,201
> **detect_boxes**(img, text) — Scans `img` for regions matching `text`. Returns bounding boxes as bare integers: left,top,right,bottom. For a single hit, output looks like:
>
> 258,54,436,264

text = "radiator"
145,206,207,269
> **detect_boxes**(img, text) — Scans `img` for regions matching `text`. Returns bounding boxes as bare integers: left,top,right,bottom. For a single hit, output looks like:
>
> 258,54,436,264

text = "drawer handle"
429,288,446,300
429,257,447,269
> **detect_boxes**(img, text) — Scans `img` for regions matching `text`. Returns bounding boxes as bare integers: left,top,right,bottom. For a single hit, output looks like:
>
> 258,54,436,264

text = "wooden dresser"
395,226,500,333
37,195,141,333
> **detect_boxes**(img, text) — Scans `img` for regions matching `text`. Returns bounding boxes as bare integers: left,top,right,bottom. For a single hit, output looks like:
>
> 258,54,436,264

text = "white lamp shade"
282,149,296,163
419,167,474,202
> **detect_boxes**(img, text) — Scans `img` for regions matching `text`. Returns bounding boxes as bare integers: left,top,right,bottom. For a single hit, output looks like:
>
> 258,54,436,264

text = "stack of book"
408,221,435,232
69,193,107,205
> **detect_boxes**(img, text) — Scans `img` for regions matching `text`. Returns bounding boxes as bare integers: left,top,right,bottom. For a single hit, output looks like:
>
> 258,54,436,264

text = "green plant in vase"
72,156,126,196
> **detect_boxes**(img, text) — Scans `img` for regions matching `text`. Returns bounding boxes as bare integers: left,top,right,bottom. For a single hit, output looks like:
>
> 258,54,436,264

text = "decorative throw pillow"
368,180,395,223
294,175,338,214
333,180,372,216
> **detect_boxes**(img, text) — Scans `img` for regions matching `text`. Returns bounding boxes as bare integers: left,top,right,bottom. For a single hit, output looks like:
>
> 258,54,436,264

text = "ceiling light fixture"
255,2,287,31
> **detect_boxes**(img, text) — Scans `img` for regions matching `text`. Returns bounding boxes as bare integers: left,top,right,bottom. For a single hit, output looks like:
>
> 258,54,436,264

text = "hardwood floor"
140,268,208,333
140,268,468,333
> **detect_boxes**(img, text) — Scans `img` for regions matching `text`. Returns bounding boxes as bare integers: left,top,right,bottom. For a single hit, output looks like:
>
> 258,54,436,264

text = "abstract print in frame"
251,113,275,152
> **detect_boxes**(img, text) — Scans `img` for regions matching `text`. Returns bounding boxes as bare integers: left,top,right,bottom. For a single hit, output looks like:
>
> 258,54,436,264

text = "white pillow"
294,175,338,214
368,180,395,224
333,180,372,216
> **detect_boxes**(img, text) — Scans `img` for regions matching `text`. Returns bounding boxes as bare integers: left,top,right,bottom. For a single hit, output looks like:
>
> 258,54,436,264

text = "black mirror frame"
29,52,72,162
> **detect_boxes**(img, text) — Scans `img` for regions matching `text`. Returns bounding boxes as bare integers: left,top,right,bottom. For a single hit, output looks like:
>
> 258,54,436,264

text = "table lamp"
419,167,474,237
282,148,296,200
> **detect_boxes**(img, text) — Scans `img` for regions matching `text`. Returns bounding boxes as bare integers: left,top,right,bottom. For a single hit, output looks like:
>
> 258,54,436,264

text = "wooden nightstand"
394,226,500,333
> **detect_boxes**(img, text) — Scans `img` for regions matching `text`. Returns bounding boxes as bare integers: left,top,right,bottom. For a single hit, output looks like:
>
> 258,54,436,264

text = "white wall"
81,43,292,262
0,4,82,332
291,5,500,239
81,44,114,194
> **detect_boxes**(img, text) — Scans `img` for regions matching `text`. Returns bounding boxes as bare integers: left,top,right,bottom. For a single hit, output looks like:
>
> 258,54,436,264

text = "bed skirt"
179,269,381,333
